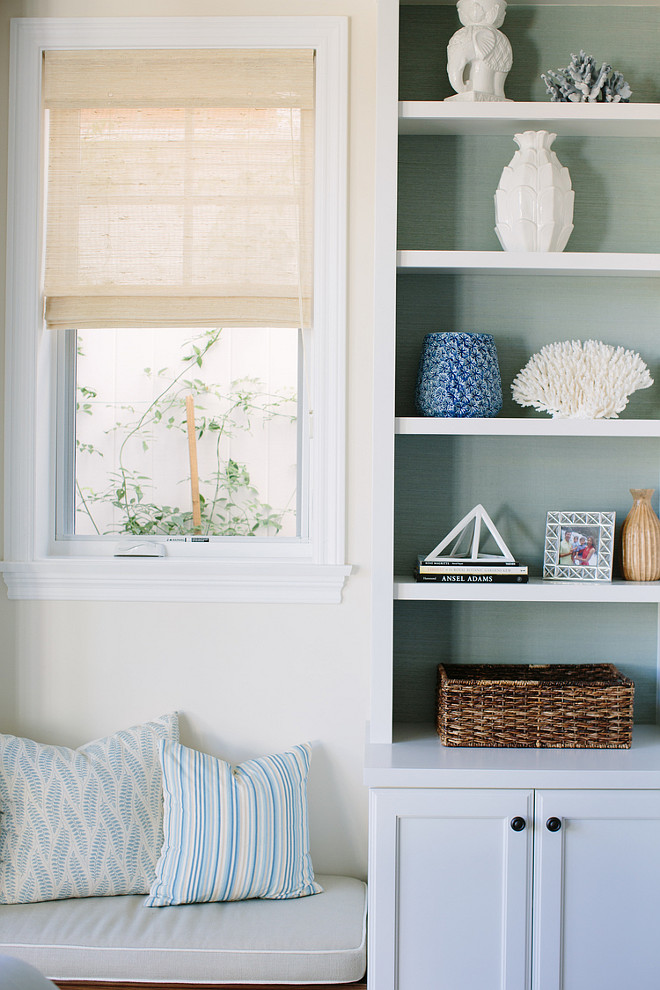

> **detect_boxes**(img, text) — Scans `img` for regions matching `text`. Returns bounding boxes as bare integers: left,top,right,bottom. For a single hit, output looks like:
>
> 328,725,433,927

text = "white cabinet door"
369,788,534,990
533,789,660,990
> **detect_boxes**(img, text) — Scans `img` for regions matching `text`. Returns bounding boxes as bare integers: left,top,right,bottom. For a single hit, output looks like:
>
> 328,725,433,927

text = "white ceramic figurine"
446,0,513,102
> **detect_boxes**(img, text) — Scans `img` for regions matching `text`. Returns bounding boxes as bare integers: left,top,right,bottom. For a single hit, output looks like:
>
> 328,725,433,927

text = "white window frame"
3,16,350,603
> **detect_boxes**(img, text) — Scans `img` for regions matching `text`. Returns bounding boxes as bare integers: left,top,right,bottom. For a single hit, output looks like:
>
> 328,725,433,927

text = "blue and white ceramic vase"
415,331,503,417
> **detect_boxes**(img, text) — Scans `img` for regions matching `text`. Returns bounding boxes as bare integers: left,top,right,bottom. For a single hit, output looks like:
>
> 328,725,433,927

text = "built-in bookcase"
369,0,660,746
367,13,660,985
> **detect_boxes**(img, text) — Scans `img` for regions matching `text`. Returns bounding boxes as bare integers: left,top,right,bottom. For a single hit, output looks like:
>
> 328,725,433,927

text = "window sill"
1,559,353,604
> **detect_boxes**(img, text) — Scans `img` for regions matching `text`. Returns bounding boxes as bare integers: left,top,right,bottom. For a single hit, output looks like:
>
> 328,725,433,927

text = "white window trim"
3,16,350,603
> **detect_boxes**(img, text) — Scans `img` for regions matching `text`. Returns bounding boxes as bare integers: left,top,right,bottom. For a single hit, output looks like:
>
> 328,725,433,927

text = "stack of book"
414,555,529,584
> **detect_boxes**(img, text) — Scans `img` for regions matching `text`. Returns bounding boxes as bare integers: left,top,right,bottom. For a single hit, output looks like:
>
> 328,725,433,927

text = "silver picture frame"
543,511,615,582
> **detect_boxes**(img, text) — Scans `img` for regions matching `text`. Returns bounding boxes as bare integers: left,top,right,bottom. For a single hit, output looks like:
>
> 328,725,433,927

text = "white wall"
0,0,377,879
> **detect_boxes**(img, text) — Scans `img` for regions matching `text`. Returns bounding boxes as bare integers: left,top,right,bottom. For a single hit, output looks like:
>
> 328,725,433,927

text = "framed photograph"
543,511,615,582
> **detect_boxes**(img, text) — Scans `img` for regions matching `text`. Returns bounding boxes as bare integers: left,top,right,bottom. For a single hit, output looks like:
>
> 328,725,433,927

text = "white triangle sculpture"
424,504,515,563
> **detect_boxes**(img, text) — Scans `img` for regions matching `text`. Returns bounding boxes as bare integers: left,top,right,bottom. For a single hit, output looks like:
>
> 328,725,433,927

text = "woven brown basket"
437,663,634,749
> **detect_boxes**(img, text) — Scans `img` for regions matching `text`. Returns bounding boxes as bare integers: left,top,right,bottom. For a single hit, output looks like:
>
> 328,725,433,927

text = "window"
4,17,349,602
68,326,302,541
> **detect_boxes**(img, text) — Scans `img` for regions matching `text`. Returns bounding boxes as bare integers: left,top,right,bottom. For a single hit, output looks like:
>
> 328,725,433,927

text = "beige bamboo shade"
42,49,315,329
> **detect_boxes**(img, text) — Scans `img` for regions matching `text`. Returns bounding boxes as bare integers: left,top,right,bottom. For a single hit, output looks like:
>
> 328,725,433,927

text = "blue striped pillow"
145,740,322,906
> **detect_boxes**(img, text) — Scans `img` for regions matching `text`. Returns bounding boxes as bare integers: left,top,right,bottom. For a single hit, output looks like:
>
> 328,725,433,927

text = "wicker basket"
437,663,634,749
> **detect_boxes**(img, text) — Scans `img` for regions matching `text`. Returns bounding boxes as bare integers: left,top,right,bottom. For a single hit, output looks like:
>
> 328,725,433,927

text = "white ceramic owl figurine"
446,0,513,102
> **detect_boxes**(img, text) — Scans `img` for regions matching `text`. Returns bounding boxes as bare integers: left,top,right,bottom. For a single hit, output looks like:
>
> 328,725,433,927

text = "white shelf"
395,575,660,603
364,722,660,788
397,250,660,276
395,417,660,437
399,101,660,137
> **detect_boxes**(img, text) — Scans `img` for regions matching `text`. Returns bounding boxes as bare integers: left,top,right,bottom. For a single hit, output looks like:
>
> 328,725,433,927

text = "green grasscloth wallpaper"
399,4,660,104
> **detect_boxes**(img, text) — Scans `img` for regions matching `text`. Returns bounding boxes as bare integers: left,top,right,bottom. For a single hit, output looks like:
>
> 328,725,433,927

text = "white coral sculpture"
511,339,653,419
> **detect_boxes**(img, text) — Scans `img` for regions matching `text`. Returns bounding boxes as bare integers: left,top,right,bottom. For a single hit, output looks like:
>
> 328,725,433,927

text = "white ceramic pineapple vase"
494,130,574,252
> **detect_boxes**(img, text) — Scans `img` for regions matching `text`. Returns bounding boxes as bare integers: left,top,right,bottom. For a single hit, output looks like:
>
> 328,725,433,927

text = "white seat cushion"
0,874,366,985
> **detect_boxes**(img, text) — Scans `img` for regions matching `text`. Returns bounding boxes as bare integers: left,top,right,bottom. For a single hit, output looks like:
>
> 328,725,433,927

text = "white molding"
310,15,349,567
1,560,351,603
4,16,349,602
368,0,400,745
8,16,348,51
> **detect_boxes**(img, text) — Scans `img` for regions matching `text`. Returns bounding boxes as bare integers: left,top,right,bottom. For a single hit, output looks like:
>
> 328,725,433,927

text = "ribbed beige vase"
621,488,660,581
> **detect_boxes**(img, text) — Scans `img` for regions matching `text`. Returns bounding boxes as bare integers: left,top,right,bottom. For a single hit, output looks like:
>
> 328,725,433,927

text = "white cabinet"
369,782,660,990
532,788,660,989
369,787,533,990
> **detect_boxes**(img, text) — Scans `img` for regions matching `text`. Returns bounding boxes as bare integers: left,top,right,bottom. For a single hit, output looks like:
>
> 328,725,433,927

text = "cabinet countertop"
364,722,660,788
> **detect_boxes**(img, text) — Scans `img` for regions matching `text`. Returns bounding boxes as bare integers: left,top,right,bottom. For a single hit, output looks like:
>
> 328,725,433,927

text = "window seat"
0,875,367,989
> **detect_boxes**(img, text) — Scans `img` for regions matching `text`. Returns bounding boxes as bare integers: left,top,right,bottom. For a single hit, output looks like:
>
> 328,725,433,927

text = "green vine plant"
75,329,297,538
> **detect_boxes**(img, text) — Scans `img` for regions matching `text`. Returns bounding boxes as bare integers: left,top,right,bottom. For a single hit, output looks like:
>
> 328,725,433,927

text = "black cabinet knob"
546,817,562,832
510,816,526,832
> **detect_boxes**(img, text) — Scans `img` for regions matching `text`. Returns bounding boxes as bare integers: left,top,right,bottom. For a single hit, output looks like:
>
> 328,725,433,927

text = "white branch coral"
511,339,653,419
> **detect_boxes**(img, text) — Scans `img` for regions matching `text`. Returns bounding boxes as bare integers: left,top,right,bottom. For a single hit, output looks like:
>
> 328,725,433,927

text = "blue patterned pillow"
145,740,322,906
0,713,179,904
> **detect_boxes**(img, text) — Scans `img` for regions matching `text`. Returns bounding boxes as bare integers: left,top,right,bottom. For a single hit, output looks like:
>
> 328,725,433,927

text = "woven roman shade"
42,49,315,329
